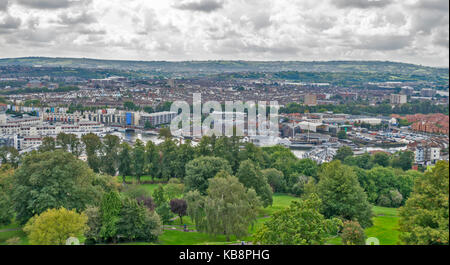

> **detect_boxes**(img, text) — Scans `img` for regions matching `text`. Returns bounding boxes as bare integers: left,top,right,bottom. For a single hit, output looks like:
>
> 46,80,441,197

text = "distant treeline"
0,86,80,95
219,71,449,86
280,100,449,116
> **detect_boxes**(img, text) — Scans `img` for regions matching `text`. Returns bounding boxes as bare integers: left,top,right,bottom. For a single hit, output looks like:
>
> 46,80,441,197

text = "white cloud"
0,0,447,67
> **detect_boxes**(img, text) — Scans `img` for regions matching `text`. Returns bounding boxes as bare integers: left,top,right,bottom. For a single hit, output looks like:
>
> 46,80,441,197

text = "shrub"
377,194,392,207
389,189,403,207
341,220,366,245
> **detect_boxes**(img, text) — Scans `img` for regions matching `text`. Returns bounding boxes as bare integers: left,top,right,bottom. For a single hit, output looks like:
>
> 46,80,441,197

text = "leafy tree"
372,152,390,167
158,127,172,139
254,194,341,245
0,166,14,225
156,202,173,224
0,146,20,168
39,136,56,152
99,191,122,242
101,135,120,176
123,101,139,111
159,139,178,180
185,156,232,194
186,175,261,242
239,142,269,169
334,146,353,162
145,141,160,181
144,121,153,129
341,220,366,245
173,140,195,179
237,160,273,207
337,130,347,139
170,198,187,224
164,178,185,200
316,161,373,228
118,142,132,183
116,198,162,242
153,184,166,207
12,151,112,224
399,161,449,245
84,206,102,244
56,133,71,152
132,140,146,183
390,189,403,207
262,168,286,193
24,207,87,245
391,151,414,171
82,133,103,173
344,153,373,169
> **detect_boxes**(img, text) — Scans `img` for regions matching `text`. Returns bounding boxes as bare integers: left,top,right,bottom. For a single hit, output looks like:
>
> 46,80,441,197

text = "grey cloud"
413,0,449,11
0,0,9,11
57,12,97,25
173,0,224,13
354,34,411,51
15,0,86,9
0,14,21,30
333,0,392,9
432,28,449,48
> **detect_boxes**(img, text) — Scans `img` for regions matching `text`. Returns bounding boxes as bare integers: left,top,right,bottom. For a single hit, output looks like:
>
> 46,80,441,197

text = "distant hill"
0,57,448,77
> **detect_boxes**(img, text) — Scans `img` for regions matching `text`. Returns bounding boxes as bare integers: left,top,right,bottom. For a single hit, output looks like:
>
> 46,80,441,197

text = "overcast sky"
0,0,448,67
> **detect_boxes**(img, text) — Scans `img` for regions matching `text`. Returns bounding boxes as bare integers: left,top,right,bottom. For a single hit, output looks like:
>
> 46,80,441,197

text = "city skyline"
0,0,448,67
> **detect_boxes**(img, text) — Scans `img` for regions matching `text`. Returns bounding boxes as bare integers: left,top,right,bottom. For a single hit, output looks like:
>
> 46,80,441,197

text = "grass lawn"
141,183,160,195
0,221,28,245
326,206,401,245
116,175,166,183
259,193,301,217
158,230,239,245
365,206,401,245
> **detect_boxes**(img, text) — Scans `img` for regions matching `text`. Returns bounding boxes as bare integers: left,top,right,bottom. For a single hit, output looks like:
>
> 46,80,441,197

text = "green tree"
262,168,286,193
118,142,132,183
84,206,102,244
158,127,172,140
334,146,354,162
12,151,112,224
101,135,120,176
56,132,71,152
186,175,261,242
254,194,341,245
159,139,178,180
132,140,146,183
99,191,122,243
156,202,173,224
0,166,14,225
82,133,103,173
24,207,87,245
237,160,273,207
153,184,166,207
145,140,160,181
316,161,373,228
372,152,390,167
164,178,185,200
0,146,20,168
337,130,347,139
116,198,162,242
391,151,414,171
399,161,449,245
40,136,56,152
185,156,232,194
